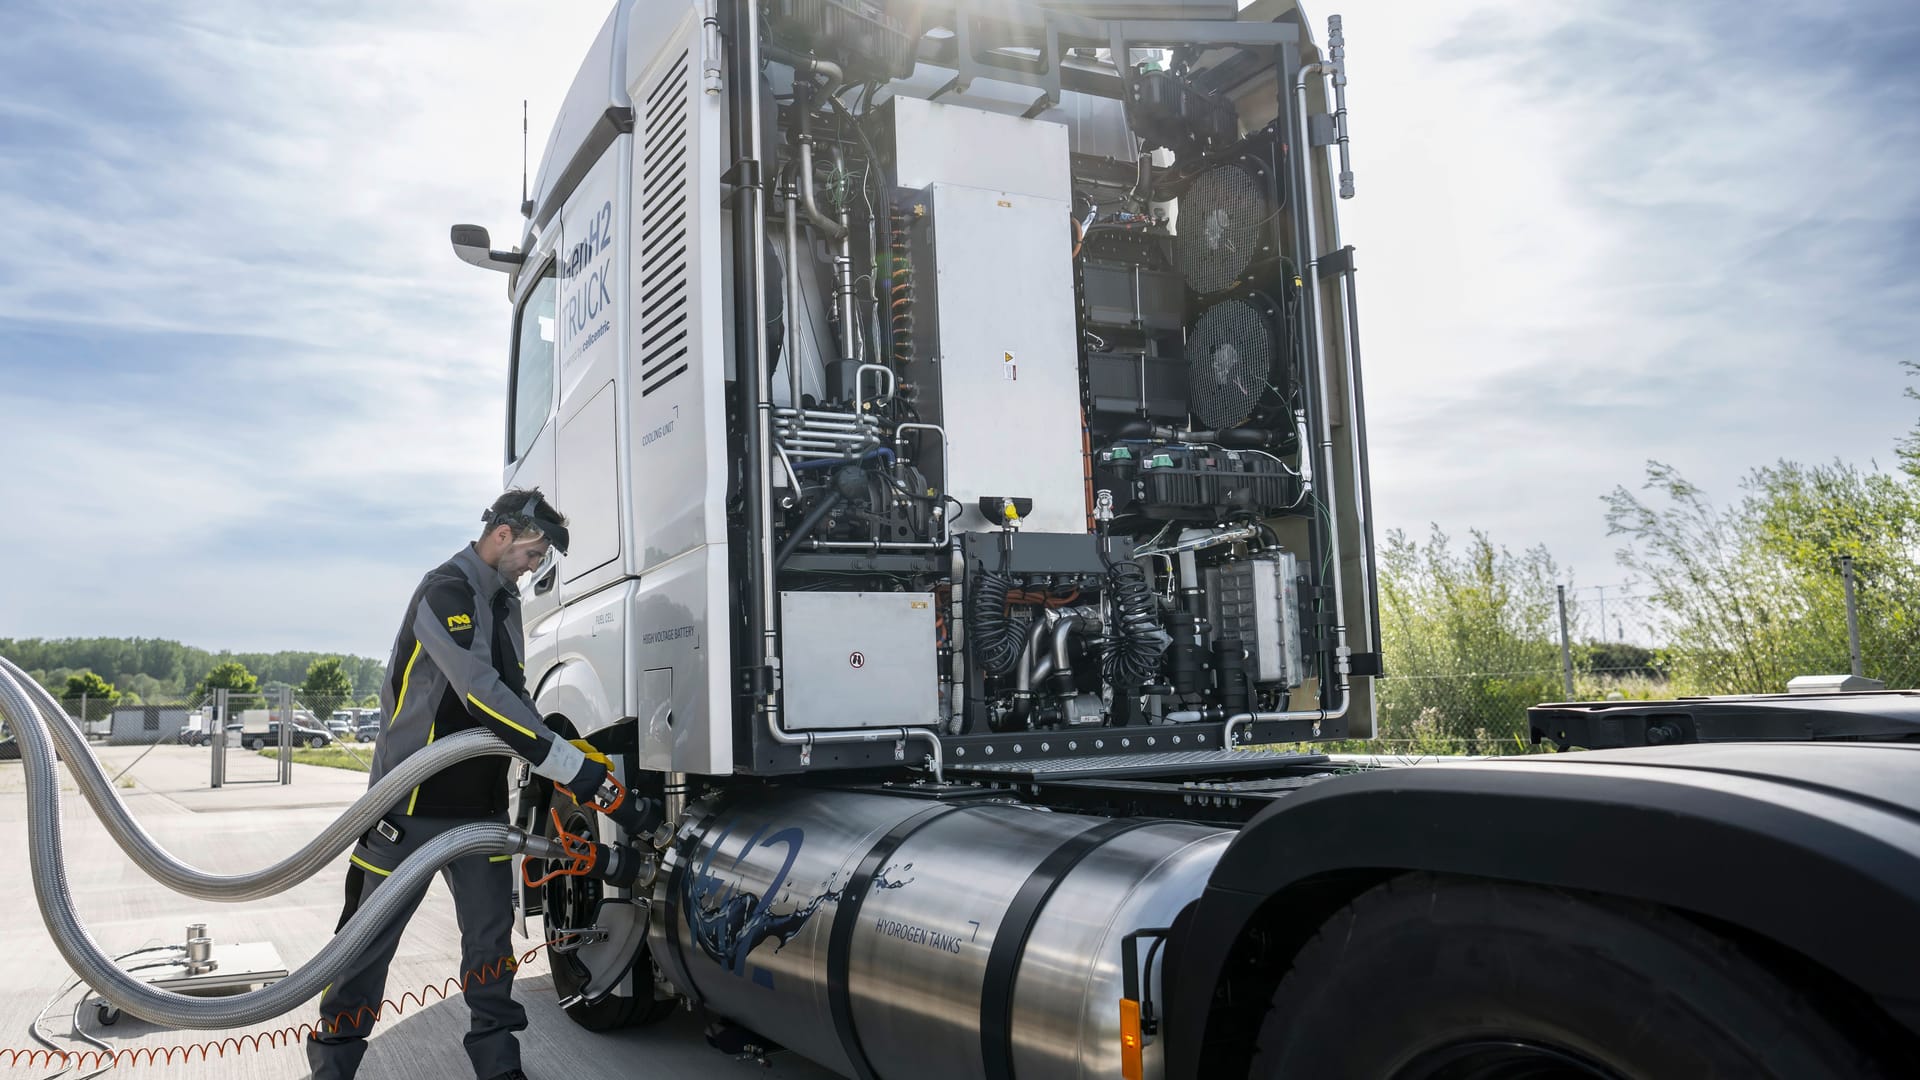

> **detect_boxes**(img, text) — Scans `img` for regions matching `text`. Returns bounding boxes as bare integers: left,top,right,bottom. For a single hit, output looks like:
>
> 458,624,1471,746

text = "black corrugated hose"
1103,560,1170,688
969,570,1031,677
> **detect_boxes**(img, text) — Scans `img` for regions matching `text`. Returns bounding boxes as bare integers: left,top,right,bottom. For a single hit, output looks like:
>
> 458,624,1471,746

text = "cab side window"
508,261,558,463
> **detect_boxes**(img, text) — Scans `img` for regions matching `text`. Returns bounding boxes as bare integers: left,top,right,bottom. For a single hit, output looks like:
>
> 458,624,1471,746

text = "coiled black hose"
969,570,1030,677
1104,561,1170,687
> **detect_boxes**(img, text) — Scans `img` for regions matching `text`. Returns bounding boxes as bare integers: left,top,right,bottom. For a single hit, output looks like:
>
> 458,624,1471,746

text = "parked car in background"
355,720,382,743
242,722,331,750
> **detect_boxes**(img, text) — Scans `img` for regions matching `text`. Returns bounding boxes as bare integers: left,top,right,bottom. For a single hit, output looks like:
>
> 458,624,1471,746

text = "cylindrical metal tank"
650,787,1230,1080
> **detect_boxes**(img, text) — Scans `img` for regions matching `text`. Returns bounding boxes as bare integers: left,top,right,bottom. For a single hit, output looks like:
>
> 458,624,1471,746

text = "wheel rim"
1392,1039,1622,1080
543,809,603,993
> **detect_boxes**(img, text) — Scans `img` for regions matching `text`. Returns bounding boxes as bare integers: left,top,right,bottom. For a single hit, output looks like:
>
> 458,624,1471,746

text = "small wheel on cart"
95,1002,121,1026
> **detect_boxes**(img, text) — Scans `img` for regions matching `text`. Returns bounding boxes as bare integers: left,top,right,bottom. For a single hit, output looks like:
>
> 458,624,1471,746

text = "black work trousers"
306,812,526,1080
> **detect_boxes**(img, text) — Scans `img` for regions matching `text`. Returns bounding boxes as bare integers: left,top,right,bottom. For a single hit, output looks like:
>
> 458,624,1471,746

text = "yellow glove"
569,738,612,769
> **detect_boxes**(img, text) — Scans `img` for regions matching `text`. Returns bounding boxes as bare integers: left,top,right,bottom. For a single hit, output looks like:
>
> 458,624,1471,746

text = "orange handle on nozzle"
521,807,599,889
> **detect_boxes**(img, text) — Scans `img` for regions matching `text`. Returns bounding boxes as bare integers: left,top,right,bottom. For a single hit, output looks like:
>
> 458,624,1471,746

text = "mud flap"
512,762,554,939
554,897,649,1008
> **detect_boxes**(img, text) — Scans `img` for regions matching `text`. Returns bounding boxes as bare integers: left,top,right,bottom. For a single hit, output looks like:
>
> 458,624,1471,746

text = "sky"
1,0,1916,657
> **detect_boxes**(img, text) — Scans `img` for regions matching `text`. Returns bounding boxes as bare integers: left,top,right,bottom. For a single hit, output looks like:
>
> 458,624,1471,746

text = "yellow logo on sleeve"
447,613,473,630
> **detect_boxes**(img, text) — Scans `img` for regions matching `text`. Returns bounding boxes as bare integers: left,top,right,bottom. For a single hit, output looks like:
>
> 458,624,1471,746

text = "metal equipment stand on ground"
85,923,289,1027
209,687,293,788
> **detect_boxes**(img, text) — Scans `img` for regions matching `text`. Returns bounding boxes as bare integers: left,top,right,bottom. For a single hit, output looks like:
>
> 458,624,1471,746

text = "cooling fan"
1187,296,1283,429
1174,159,1274,295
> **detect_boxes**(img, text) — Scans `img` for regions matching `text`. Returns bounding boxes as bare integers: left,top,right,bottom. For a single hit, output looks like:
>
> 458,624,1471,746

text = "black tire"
245,738,261,751
1248,873,1889,1080
543,807,676,1032
309,735,326,749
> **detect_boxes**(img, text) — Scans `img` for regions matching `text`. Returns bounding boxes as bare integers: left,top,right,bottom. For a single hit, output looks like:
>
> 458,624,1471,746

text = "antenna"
520,99,532,219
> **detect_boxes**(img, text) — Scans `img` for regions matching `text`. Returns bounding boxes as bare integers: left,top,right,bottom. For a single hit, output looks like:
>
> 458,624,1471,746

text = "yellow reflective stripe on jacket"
466,693,536,740
404,721,437,816
349,854,391,878
389,642,423,727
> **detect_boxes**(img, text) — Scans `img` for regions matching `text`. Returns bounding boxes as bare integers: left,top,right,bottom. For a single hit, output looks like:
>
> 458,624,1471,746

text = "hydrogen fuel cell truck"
445,1,1920,1076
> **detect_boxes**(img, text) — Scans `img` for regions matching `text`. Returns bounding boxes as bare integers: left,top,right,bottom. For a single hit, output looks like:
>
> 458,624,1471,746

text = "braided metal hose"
0,655,519,901
0,661,571,1027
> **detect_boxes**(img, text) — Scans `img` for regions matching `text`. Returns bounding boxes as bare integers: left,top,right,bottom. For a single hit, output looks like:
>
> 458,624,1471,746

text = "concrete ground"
0,744,838,1079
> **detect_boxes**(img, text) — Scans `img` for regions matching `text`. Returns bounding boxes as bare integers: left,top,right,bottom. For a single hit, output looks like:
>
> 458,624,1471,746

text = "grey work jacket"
367,544,586,817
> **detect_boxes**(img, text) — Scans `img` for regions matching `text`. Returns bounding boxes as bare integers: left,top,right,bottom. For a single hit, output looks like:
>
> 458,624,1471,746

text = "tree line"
0,637,387,709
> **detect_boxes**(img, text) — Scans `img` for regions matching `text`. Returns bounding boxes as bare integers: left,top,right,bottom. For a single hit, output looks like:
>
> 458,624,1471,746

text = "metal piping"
798,539,945,552
776,413,873,430
893,422,950,482
1316,26,1378,671
785,179,804,409
832,145,859,364
0,663,573,1028
1327,16,1356,199
1050,616,1083,690
773,439,804,494
947,540,967,733
1131,524,1259,560
700,0,724,96
760,713,945,783
1215,60,1353,751
801,57,844,96
795,138,845,240
791,60,848,243
740,0,783,740
775,406,879,423
853,361,895,413
1009,617,1052,727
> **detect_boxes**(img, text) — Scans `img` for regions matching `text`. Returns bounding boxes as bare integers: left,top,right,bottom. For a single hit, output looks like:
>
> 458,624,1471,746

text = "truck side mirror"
450,224,526,273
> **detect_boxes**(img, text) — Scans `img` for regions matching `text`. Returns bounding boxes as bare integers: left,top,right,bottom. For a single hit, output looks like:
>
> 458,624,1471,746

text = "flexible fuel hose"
0,655,519,902
0,663,576,1028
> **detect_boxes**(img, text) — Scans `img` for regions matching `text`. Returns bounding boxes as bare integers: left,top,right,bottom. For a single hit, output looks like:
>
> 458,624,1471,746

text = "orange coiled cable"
1,934,580,1072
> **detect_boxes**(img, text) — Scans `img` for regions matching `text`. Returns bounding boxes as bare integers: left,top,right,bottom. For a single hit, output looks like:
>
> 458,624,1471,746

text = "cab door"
505,253,563,679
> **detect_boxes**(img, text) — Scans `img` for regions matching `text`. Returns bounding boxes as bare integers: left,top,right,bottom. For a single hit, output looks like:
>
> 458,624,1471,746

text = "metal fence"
13,689,378,784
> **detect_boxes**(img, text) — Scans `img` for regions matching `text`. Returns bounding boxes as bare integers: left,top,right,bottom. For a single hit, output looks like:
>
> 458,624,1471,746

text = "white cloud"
1,0,613,655
1334,0,1920,589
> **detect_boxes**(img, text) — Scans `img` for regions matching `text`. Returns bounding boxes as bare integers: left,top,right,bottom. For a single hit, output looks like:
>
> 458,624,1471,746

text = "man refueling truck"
5,1,1916,1077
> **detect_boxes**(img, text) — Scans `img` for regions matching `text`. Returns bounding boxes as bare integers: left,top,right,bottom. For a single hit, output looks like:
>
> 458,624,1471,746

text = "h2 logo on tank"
681,822,920,990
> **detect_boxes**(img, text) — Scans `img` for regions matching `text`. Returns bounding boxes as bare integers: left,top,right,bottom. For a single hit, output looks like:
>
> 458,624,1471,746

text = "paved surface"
0,745,839,1079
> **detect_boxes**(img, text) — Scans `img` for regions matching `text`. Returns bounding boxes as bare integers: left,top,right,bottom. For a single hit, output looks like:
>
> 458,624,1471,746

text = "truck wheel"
1247,872,1889,1080
543,807,677,1032
310,735,326,749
